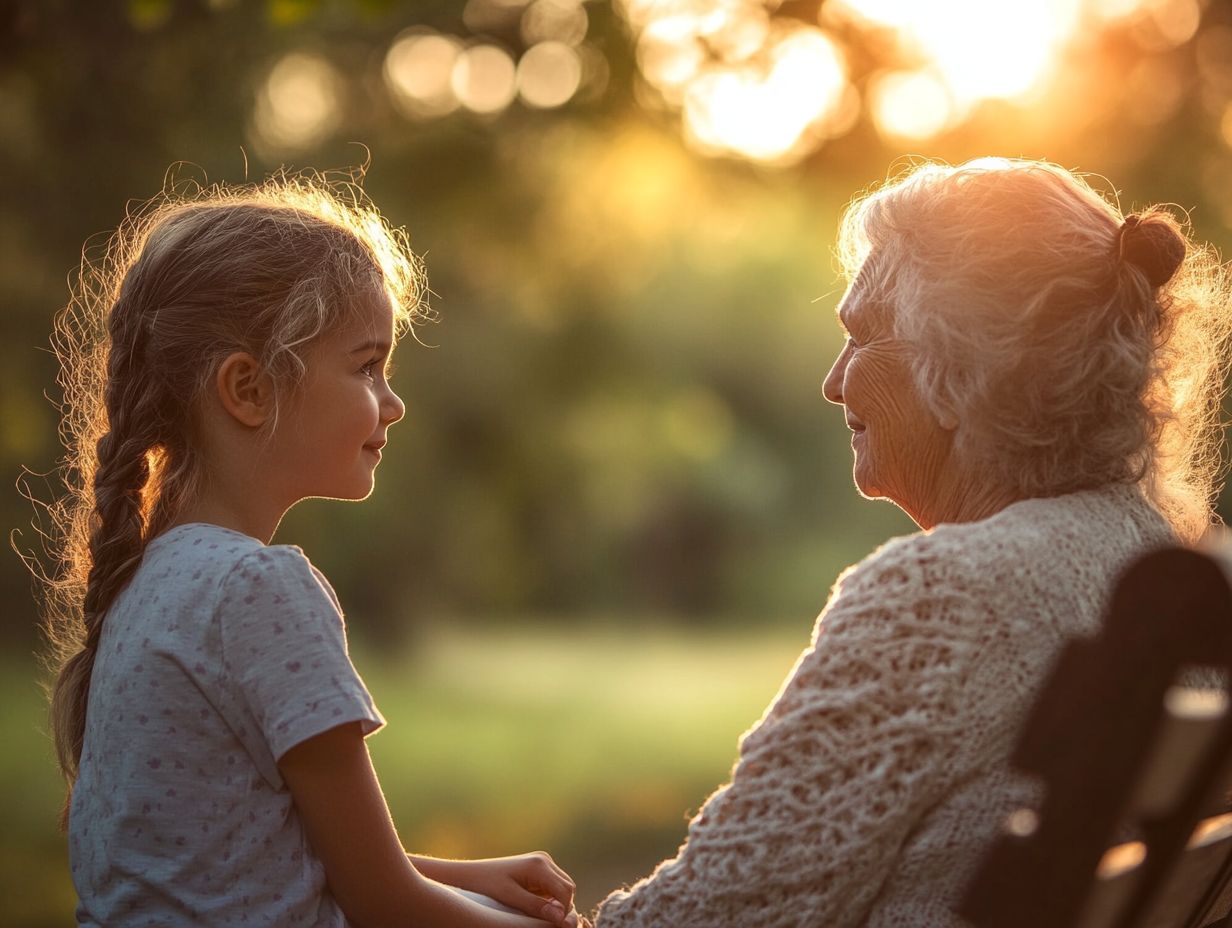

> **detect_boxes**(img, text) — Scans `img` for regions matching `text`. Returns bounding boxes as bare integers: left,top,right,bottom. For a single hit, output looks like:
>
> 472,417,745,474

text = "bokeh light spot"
681,24,848,164
696,3,770,63
869,69,954,141
384,31,463,119
1131,0,1202,50
521,0,589,47
453,45,519,115
518,42,583,109
637,14,708,105
253,52,343,151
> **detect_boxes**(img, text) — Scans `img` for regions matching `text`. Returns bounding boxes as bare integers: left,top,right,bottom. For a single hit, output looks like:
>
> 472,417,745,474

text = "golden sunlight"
683,26,848,164
619,0,1186,163
521,0,590,47
623,0,850,166
826,0,1084,105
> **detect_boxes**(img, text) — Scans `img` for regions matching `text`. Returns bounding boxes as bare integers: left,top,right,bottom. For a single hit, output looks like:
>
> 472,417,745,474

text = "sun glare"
257,0,1203,166
617,0,1175,164
624,0,853,166
682,24,849,164
827,0,1084,103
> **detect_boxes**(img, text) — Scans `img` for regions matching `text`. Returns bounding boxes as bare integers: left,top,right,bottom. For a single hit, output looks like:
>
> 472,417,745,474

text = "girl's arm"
278,722,578,928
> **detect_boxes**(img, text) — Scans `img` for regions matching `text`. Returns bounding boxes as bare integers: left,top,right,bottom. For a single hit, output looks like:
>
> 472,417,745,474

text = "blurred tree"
2,0,1229,652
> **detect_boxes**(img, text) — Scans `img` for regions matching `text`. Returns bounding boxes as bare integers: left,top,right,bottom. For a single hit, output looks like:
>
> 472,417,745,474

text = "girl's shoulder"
145,522,266,563
143,523,339,608
147,522,314,570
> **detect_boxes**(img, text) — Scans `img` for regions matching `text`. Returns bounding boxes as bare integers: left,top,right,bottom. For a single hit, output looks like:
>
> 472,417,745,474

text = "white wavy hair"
836,158,1232,542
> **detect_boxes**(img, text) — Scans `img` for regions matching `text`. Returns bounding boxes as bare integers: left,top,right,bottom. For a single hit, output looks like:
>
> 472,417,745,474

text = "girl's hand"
434,853,579,926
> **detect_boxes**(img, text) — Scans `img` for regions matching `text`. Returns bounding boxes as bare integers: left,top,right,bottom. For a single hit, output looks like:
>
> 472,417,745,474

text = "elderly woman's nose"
823,349,847,405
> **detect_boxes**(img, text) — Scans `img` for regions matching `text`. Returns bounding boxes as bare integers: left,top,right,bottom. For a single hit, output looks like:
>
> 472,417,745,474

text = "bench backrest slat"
959,547,1232,928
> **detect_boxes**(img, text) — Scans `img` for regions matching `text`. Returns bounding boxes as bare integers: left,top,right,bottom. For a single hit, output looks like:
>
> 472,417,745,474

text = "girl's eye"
360,360,379,378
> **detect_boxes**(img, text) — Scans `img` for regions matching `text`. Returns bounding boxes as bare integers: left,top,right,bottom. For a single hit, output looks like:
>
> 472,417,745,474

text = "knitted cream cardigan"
594,484,1174,928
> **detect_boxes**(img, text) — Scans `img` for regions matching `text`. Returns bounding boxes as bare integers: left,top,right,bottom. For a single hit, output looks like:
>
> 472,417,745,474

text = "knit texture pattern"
594,485,1174,928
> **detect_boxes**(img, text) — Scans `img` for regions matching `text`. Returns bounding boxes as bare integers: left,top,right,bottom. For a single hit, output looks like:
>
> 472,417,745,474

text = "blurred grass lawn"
0,623,807,926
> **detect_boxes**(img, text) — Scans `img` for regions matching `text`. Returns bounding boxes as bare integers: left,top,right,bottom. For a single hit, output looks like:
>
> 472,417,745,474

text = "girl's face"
274,289,405,503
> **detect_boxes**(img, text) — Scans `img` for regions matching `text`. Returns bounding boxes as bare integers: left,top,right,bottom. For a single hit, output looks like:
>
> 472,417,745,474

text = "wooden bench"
959,546,1232,928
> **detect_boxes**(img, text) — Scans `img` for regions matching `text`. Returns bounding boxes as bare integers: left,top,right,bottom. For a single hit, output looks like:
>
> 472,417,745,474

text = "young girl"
40,175,586,928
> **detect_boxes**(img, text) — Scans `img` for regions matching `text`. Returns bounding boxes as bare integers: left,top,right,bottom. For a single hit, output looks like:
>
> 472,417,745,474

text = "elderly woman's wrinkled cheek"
846,350,951,512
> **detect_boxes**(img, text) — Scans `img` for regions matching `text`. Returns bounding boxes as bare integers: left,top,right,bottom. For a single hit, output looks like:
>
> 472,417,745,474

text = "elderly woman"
592,158,1232,928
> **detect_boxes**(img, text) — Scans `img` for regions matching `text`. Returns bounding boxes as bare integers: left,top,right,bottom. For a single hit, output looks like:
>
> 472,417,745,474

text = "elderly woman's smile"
822,285,957,527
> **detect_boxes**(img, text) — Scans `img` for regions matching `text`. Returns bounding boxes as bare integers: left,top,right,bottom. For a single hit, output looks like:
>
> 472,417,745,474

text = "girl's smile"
271,289,405,504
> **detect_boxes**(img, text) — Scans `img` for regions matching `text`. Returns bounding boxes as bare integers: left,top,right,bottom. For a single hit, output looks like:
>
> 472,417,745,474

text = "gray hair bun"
1118,214,1185,288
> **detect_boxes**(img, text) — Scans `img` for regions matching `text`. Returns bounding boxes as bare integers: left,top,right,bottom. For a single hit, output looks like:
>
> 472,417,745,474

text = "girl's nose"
382,385,406,425
822,344,849,406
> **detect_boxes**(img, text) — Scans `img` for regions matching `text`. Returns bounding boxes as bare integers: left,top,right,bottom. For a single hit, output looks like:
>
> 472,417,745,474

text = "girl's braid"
52,290,164,808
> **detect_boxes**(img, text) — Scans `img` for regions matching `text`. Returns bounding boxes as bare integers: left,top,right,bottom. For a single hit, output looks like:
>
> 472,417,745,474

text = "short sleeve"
218,545,385,765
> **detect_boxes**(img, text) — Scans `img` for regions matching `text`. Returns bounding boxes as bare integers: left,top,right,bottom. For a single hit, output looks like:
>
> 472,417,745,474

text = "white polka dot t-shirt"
69,522,385,927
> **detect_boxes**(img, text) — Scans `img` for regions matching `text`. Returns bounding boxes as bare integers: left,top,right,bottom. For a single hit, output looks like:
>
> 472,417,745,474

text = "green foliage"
0,2,924,648
4,1,1230,649
0,656,77,928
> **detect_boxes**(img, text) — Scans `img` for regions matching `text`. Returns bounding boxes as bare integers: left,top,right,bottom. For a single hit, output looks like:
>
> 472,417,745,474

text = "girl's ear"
215,352,274,428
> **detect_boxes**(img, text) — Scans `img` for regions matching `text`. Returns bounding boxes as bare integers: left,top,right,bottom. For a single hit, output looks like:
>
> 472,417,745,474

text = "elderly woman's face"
822,282,954,525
